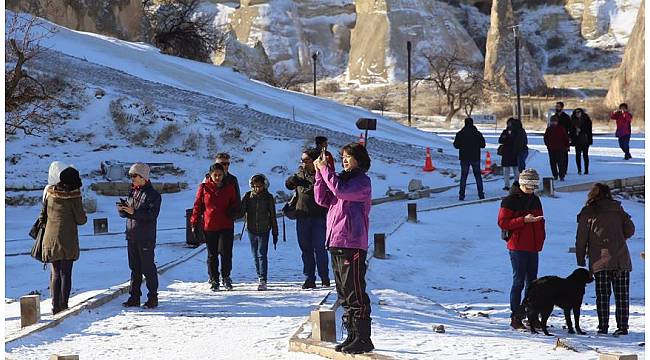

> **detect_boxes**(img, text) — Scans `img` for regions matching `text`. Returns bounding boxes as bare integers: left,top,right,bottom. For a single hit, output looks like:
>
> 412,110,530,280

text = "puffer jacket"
119,181,162,245
42,187,87,262
285,166,328,218
497,186,546,252
239,176,279,237
191,177,238,231
314,167,372,251
576,198,635,272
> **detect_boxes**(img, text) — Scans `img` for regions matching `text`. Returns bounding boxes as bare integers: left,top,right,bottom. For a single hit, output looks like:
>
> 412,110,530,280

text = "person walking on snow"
453,117,486,201
570,108,593,175
119,163,162,309
497,169,546,330
191,163,240,291
544,115,570,181
576,183,635,336
42,166,87,315
314,142,374,354
611,103,633,160
239,174,279,291
498,118,526,190
554,102,571,175
285,148,330,289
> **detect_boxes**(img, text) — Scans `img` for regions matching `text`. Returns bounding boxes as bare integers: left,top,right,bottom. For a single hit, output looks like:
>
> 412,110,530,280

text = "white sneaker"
257,280,267,291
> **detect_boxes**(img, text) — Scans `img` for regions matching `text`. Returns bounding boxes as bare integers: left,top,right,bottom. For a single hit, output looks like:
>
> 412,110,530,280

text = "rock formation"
605,0,644,119
483,0,546,94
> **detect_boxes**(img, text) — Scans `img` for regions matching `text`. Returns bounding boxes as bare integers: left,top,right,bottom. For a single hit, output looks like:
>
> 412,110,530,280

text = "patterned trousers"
594,270,630,331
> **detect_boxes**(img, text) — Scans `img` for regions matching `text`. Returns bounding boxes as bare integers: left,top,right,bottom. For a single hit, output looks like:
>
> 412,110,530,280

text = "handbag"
281,193,298,220
189,185,206,245
501,229,511,241
497,145,504,156
29,199,47,263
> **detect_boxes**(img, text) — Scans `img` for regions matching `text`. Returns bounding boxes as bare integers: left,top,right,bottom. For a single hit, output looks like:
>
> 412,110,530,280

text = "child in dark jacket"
240,174,279,291
544,115,571,180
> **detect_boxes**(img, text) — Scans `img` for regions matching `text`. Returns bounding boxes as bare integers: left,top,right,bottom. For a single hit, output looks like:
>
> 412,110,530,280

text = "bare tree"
256,64,305,89
143,0,227,62
5,11,62,135
418,49,486,123
371,86,391,116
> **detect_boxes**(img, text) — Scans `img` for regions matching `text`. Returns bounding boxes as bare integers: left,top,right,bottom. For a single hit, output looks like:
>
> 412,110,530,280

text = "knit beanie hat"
59,167,82,191
129,162,150,181
519,168,540,188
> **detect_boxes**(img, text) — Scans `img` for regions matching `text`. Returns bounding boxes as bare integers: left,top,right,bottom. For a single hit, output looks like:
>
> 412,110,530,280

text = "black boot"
335,316,356,352
342,318,374,354
122,297,140,307
143,296,158,309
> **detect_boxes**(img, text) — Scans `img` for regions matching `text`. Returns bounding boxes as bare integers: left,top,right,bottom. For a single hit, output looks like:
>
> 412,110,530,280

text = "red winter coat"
191,178,238,231
544,125,570,152
611,111,632,137
497,186,546,252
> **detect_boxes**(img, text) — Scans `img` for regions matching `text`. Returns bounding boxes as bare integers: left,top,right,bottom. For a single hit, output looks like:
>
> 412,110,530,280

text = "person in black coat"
118,163,162,309
570,108,593,175
499,118,526,190
453,117,486,200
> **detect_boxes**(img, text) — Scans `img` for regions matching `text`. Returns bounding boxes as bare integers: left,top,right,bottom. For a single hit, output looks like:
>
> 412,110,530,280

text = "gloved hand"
273,234,279,250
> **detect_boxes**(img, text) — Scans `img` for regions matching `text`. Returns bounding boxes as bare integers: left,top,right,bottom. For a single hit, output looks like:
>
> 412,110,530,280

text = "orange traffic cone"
481,151,492,175
359,133,365,146
423,147,435,172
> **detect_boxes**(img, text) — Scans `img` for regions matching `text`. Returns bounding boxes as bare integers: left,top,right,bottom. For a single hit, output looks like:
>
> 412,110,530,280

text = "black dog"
522,268,594,336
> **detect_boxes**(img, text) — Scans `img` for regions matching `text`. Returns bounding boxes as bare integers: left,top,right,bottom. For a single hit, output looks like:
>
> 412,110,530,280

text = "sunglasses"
218,162,230,166
301,158,312,163
130,174,140,179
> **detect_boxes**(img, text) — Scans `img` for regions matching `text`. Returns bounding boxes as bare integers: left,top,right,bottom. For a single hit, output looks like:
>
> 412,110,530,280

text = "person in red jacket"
611,103,633,160
497,169,546,330
544,115,571,181
191,163,239,291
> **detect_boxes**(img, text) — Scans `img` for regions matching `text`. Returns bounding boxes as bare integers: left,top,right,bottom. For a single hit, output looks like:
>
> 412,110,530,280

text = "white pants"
503,167,520,188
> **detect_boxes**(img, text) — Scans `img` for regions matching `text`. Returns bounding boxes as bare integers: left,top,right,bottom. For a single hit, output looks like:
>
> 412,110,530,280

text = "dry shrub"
155,123,180,146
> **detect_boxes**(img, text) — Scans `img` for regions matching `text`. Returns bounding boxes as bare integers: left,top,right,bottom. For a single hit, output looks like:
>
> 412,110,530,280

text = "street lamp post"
512,25,521,121
407,40,412,127
312,52,318,96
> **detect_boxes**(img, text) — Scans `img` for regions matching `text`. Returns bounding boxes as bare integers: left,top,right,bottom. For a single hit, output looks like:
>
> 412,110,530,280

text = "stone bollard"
641,252,645,260
599,354,638,360
50,355,79,360
374,233,386,259
542,177,554,196
310,309,336,342
93,218,108,234
407,203,417,223
20,295,40,327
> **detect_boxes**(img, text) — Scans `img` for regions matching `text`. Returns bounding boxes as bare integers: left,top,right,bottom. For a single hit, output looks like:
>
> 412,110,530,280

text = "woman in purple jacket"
314,142,373,354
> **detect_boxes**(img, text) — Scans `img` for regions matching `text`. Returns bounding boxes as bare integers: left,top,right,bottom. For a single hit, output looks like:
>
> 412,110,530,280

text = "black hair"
556,101,564,108
303,147,320,161
251,174,266,185
550,114,559,123
58,167,82,191
464,117,473,127
315,136,328,147
209,163,225,174
619,103,628,110
341,143,371,172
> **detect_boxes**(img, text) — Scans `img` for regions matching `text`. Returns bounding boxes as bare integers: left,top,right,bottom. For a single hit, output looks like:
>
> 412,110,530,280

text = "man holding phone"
118,163,162,309
497,169,546,330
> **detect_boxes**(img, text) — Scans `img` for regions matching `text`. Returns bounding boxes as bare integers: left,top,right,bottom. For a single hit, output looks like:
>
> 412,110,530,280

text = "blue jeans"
618,135,631,157
459,160,484,199
296,216,329,282
509,250,538,317
517,149,528,173
249,231,269,281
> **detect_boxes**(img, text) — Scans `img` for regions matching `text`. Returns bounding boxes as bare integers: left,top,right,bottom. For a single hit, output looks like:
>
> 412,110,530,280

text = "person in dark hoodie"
498,118,526,190
570,108,593,175
576,183,635,336
239,174,279,291
554,102,572,174
453,117,486,201
191,163,239,291
42,166,87,315
118,163,162,309
497,169,546,330
544,115,570,181
286,148,330,289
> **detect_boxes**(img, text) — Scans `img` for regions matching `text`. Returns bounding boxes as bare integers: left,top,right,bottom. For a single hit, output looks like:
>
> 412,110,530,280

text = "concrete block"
374,233,386,259
408,179,424,192
407,203,417,223
20,295,40,328
50,355,79,360
641,252,645,260
93,218,108,234
83,197,97,213
543,177,554,196
599,354,638,360
310,310,336,342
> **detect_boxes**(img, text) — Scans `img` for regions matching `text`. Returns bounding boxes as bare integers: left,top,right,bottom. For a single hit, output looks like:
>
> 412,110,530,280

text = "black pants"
330,248,371,321
575,145,589,173
595,270,630,331
127,239,158,300
548,150,568,179
50,260,74,310
205,229,234,282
